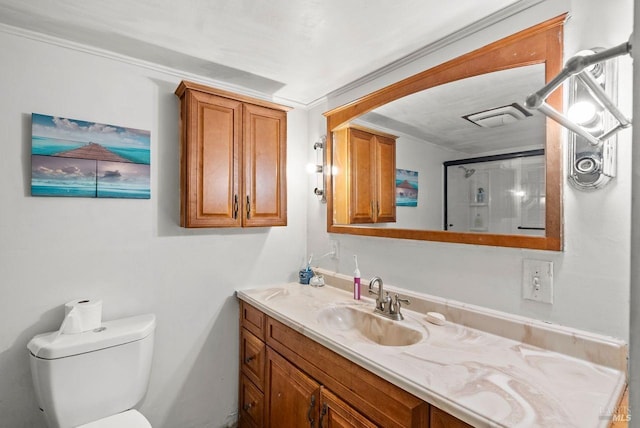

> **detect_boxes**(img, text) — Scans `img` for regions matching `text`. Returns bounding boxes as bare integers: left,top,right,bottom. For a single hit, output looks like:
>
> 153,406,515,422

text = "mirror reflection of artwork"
396,169,418,207
31,113,151,199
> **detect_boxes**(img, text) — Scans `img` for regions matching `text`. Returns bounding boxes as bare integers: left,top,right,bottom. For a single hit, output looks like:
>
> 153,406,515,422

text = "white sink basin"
317,305,424,346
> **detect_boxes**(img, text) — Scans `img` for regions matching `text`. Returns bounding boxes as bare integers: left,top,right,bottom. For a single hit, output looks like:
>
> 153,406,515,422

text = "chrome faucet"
368,277,410,321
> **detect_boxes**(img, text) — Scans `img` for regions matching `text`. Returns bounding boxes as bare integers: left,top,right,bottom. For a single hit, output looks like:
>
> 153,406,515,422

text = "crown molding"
0,22,307,110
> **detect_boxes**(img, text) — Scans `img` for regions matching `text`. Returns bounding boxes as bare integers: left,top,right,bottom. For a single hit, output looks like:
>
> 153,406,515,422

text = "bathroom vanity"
239,300,431,427
236,274,627,427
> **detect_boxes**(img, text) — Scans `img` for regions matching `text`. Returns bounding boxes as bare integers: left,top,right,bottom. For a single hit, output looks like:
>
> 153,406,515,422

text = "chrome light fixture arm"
525,38,632,147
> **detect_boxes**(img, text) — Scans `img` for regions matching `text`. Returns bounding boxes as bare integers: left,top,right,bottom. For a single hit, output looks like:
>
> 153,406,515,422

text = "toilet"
28,314,156,428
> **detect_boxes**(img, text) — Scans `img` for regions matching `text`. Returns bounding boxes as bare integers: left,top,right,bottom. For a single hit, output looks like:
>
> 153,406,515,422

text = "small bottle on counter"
353,255,361,300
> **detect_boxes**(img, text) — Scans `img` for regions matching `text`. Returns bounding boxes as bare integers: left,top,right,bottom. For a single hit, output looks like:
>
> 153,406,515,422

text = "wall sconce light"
525,38,632,191
308,135,327,203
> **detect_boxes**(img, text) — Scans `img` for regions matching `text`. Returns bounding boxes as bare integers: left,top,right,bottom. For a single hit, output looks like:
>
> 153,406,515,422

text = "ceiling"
0,0,523,105
358,64,546,155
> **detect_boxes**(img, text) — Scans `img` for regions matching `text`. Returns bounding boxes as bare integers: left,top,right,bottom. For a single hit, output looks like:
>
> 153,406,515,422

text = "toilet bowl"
28,314,156,428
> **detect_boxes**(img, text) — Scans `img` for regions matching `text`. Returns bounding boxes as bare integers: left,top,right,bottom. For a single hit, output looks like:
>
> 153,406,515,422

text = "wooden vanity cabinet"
239,301,433,428
333,125,397,225
175,81,289,228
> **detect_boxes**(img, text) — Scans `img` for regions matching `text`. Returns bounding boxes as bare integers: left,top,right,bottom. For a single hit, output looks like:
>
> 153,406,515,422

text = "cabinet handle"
307,394,316,427
319,403,327,428
243,402,254,411
246,195,251,219
233,194,238,219
370,200,374,215
244,355,255,364
377,201,380,215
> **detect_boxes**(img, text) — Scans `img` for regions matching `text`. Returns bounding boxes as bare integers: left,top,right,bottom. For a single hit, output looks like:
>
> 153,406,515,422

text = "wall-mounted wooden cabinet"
175,81,290,228
333,125,396,224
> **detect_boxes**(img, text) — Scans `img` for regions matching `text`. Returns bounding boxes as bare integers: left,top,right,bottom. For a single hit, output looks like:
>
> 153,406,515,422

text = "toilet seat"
77,410,151,428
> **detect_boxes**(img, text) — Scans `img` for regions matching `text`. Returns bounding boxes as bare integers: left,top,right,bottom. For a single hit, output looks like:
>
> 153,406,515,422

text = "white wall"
0,30,308,427
308,0,633,340
395,135,459,230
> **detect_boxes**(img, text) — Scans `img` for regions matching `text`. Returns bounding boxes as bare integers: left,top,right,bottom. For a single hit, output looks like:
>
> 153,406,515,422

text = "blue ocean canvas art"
31,113,150,199
396,169,418,207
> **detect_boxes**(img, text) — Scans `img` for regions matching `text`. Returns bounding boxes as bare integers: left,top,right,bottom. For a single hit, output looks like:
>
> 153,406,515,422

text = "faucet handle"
395,294,411,305
394,294,410,308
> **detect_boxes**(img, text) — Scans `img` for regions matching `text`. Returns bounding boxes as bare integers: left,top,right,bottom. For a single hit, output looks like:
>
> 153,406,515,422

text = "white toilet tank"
28,314,156,428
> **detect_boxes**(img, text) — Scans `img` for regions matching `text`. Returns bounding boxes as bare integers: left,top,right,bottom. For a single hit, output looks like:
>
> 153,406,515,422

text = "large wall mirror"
324,15,565,250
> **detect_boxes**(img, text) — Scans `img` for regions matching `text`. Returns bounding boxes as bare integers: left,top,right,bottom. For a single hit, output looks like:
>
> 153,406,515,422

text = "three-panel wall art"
31,113,150,199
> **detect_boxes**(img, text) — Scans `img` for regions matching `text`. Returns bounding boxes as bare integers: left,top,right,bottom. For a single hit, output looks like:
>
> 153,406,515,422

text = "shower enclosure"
444,150,545,235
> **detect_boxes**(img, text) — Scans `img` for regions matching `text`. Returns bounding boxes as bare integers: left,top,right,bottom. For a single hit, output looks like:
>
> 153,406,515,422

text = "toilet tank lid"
28,314,156,360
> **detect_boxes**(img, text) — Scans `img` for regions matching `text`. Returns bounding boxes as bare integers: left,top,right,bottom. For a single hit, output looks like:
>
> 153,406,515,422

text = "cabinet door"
266,348,320,428
243,104,287,227
181,90,242,227
374,135,396,223
348,128,376,224
319,387,376,428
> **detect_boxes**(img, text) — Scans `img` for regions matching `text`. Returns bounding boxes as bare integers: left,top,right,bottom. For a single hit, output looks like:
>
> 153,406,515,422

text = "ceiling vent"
463,103,532,128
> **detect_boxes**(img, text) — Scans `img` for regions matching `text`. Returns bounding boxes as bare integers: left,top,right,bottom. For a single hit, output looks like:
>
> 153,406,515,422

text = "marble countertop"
237,282,626,428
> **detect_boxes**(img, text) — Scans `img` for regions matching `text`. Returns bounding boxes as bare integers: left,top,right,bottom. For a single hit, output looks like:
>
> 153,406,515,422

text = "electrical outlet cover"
522,259,554,304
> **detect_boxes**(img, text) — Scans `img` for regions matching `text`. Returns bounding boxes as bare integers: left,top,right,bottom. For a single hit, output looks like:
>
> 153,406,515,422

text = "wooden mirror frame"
323,15,566,251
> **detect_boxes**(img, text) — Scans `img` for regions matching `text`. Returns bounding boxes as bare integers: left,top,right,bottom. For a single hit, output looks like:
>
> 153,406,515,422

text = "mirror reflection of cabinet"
332,125,397,224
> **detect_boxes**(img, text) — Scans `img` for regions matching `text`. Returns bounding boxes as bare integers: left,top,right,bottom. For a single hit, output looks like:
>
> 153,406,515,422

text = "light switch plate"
522,259,553,303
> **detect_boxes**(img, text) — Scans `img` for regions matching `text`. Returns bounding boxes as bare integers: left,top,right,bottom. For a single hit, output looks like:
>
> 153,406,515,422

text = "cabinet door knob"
244,355,255,364
243,401,254,411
